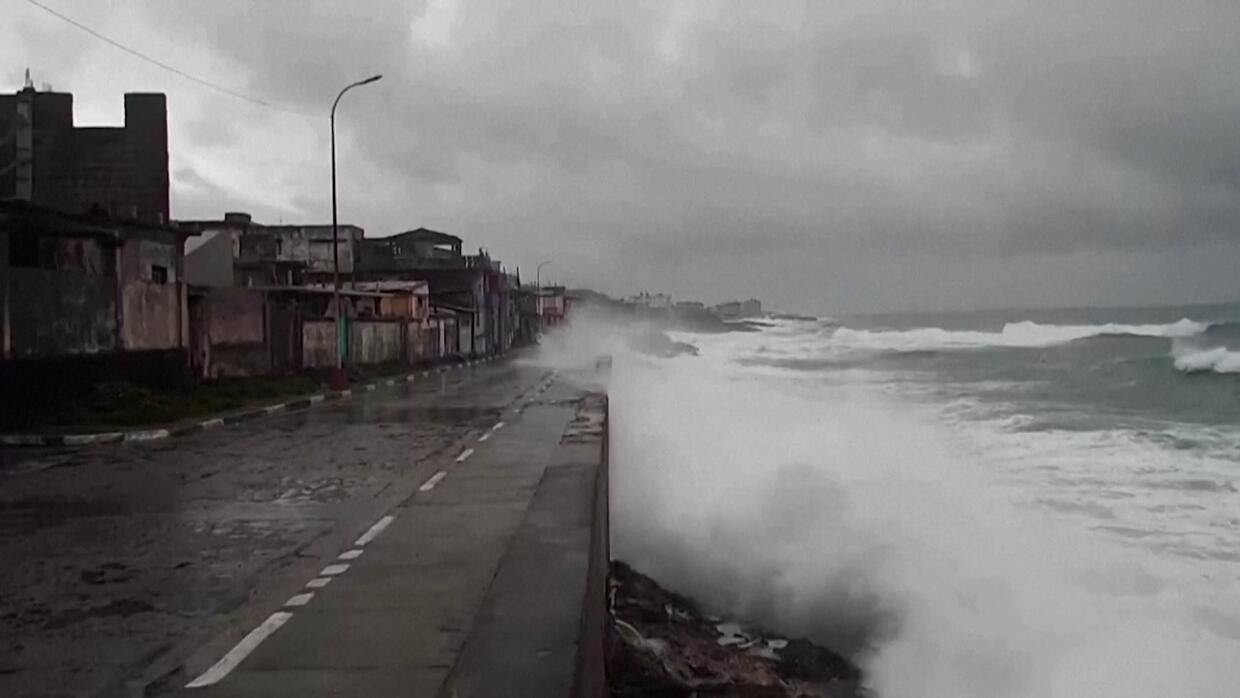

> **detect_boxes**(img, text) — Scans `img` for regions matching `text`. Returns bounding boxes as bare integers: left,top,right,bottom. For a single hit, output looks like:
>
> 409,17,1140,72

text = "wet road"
0,359,550,698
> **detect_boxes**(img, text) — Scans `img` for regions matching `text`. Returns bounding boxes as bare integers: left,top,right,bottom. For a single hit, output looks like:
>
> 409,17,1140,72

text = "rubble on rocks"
609,561,863,697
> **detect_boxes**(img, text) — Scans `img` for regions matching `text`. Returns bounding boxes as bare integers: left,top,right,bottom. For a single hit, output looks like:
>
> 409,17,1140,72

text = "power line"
22,0,320,118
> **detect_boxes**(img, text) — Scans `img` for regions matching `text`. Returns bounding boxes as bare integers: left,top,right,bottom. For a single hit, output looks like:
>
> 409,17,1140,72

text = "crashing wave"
829,318,1209,352
1172,344,1240,374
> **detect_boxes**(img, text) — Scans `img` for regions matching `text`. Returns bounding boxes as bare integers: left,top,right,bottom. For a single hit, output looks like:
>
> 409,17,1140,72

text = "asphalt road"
0,358,555,698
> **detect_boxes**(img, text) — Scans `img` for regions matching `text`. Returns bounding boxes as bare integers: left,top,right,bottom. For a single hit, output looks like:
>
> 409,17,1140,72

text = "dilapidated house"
180,212,364,288
1,201,194,406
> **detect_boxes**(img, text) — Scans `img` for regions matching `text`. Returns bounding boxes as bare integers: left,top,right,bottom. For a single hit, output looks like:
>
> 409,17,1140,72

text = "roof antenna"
24,67,34,89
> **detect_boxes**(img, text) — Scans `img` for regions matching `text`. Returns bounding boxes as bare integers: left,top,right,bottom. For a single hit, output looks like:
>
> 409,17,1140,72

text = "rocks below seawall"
609,561,863,697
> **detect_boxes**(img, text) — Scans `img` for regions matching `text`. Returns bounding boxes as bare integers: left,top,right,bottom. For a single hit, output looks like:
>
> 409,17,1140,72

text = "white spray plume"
533,318,1240,697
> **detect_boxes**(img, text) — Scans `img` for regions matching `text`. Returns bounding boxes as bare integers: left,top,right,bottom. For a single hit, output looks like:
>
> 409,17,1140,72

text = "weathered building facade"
0,87,169,223
180,212,364,288
1,202,192,413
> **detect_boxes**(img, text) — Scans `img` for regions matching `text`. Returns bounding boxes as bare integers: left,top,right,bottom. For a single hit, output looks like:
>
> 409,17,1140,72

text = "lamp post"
329,74,382,390
535,260,551,332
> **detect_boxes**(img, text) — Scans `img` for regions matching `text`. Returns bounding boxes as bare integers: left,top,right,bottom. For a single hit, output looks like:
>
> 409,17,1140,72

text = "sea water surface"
597,302,1240,698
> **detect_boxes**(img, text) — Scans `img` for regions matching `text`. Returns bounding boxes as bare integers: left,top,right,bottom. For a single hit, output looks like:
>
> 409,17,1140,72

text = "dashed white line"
320,563,350,576
284,592,315,607
491,421,506,431
455,448,475,463
337,549,364,561
201,418,224,429
478,432,491,442
354,515,395,547
305,577,333,589
419,470,448,491
185,611,293,688
308,395,326,404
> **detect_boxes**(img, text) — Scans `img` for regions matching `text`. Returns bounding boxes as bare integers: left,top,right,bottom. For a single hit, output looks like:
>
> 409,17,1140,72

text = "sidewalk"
0,357,500,447
177,374,608,697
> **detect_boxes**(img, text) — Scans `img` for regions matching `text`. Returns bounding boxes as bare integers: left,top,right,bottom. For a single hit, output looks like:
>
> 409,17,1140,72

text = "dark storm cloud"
125,1,1240,310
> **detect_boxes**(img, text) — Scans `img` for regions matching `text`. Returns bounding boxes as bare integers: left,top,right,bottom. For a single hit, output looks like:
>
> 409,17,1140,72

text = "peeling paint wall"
9,268,117,357
350,320,403,365
207,289,265,344
302,319,338,369
201,288,268,377
121,281,179,350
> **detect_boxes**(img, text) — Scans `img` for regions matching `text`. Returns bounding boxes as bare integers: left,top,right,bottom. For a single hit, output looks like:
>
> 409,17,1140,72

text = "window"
151,265,168,284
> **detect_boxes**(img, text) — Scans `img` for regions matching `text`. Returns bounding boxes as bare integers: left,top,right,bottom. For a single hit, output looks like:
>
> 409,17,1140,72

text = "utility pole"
329,74,382,390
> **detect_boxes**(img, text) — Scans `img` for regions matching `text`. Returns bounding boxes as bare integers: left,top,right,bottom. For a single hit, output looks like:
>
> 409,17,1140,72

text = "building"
180,212,364,287
538,285,567,327
356,228,517,358
1,201,193,411
355,228,462,272
627,292,672,309
714,298,762,319
0,86,169,223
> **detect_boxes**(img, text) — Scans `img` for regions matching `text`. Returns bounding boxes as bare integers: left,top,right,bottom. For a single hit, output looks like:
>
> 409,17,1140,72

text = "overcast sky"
6,0,1240,313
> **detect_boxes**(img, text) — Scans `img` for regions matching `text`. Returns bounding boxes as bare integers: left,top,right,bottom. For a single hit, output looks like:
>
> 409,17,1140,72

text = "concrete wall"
7,268,117,357
120,237,179,284
120,281,180,350
350,320,403,365
200,288,268,377
207,288,264,344
305,318,422,368
184,229,235,287
303,320,338,369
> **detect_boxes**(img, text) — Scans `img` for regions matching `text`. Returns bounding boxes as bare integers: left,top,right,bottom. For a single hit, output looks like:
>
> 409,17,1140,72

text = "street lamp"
536,259,552,290
535,259,552,332
329,74,382,390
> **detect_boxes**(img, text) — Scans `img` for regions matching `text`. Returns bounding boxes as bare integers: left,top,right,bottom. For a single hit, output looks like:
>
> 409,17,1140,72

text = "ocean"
580,302,1240,697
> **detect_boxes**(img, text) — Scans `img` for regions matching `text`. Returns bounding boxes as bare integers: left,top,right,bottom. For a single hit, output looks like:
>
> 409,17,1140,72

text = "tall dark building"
0,87,169,223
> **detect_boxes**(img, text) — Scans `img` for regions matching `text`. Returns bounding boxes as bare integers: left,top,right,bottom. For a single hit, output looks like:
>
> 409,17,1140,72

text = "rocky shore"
609,561,863,697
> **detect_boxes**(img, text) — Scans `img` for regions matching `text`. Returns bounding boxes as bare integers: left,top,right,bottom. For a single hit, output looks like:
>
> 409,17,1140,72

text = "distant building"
538,285,567,327
627,292,672,309
356,228,517,358
674,300,705,312
0,87,169,223
179,212,364,287
715,298,762,319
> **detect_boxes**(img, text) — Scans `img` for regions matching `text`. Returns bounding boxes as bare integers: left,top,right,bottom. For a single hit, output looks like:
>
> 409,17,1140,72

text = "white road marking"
337,549,364,560
419,470,448,491
264,404,284,414
185,612,294,688
308,395,326,404
285,592,314,607
354,515,395,546
201,418,224,429
491,421,505,431
305,577,333,589
455,448,475,463
478,433,491,442
320,563,350,576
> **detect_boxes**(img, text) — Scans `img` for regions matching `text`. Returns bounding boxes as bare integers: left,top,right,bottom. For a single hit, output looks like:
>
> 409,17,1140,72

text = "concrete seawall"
439,392,611,697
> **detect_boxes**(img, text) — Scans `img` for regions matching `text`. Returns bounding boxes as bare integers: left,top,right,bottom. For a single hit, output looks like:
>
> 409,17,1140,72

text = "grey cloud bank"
12,0,1240,313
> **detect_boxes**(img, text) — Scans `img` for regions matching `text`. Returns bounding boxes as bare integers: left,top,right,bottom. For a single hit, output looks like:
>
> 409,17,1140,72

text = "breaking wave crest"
1173,344,1240,374
831,318,1208,352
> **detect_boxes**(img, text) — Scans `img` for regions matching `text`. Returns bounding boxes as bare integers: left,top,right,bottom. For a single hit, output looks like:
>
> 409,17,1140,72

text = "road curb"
1,355,506,448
